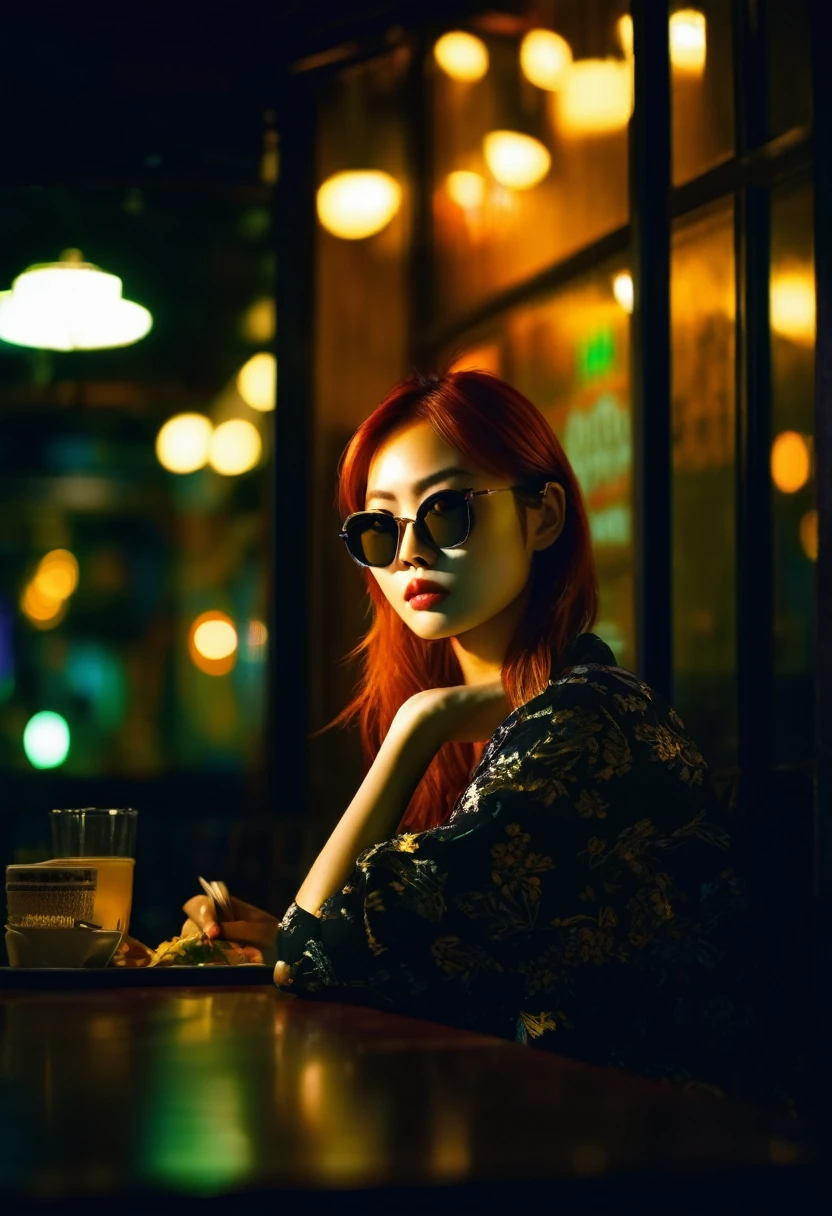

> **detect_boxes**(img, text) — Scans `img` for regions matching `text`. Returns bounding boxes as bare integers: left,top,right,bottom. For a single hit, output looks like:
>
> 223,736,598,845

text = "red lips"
404,579,449,602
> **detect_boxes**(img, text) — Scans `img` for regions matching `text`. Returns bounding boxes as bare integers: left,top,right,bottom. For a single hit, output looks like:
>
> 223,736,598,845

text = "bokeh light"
20,582,66,629
188,612,238,676
483,131,551,190
771,431,811,494
519,29,573,91
612,272,634,314
800,510,818,561
247,619,268,649
616,14,634,58
446,170,486,210
156,413,213,474
23,710,71,769
433,32,489,82
557,60,633,137
316,171,402,240
237,352,276,411
209,419,262,476
242,297,275,344
33,549,79,600
770,271,816,345
670,9,707,75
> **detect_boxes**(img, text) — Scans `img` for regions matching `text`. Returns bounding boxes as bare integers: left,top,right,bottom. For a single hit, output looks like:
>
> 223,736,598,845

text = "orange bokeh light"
188,611,238,676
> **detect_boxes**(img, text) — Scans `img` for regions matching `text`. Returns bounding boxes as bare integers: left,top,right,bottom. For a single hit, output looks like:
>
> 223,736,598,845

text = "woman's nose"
396,518,436,569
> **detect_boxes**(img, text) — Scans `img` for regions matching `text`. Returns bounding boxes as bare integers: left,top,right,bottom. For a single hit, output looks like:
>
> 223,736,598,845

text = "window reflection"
449,260,634,669
0,188,272,781
767,0,811,138
770,179,815,768
671,1,734,185
671,200,737,770
433,3,630,323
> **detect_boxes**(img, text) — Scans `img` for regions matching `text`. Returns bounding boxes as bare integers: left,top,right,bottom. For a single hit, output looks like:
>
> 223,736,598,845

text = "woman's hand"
401,678,512,746
180,894,279,953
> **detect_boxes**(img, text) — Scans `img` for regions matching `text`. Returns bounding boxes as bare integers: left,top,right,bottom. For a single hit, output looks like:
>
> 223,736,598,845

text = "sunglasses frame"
339,484,546,569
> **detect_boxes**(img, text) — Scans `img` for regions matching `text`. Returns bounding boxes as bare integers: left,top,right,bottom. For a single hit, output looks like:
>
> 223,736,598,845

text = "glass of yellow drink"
46,808,138,933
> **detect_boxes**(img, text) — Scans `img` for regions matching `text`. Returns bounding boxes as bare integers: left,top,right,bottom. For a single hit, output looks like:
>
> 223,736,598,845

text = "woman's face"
363,421,562,646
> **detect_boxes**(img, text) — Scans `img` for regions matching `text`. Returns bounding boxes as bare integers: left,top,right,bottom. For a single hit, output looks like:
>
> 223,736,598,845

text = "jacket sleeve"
275,671,738,1046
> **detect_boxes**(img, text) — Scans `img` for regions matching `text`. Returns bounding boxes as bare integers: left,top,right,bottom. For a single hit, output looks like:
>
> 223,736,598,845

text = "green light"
577,327,616,383
23,711,70,769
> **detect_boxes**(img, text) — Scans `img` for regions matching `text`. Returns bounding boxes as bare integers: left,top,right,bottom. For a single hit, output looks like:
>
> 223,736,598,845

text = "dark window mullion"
273,71,317,820
733,0,774,796
809,0,832,1129
630,0,672,698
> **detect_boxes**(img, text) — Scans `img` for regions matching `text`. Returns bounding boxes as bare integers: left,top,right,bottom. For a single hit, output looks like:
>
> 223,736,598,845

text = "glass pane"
312,52,411,826
0,187,272,782
445,258,635,670
432,3,630,325
671,199,737,769
671,0,734,185
767,0,811,137
770,178,815,768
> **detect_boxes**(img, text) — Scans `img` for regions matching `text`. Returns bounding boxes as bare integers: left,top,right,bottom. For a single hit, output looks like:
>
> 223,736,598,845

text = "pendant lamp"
482,39,552,191
0,249,152,351
316,71,403,241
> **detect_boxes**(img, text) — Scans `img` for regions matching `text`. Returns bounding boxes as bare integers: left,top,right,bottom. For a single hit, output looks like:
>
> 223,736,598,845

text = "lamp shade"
0,251,152,351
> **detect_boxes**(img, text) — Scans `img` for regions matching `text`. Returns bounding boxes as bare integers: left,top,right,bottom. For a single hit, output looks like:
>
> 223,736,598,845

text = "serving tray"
0,964,274,990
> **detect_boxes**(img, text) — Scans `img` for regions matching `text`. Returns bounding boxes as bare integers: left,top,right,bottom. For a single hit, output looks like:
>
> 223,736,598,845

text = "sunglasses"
339,485,544,569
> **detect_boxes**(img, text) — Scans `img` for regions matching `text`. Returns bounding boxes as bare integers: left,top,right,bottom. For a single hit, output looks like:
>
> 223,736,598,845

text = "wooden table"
0,984,819,1212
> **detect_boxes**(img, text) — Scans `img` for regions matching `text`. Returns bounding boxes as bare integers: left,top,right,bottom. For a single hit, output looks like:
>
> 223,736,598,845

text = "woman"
183,369,760,1096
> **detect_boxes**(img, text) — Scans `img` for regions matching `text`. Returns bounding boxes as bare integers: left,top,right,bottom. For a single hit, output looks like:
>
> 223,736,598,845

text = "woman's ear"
531,481,567,552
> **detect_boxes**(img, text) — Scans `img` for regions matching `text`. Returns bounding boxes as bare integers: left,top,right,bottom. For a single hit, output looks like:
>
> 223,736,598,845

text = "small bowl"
4,925,123,969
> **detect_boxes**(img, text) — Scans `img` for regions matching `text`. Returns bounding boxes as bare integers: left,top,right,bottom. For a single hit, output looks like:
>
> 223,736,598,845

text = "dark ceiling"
3,0,492,184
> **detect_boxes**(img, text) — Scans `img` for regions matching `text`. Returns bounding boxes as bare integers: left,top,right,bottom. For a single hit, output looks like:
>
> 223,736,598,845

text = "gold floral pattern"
277,633,770,1102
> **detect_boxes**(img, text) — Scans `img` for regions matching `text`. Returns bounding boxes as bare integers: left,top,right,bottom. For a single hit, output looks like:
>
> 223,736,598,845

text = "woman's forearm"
294,703,442,916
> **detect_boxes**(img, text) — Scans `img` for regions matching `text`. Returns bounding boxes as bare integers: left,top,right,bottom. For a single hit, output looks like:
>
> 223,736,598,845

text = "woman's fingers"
181,895,219,938
273,960,292,986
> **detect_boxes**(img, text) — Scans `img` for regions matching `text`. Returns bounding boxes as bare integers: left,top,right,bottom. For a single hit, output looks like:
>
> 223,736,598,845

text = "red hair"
322,368,598,832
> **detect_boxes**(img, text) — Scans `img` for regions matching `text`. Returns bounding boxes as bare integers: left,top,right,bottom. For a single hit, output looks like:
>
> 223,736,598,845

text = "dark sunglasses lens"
422,492,469,548
346,515,399,566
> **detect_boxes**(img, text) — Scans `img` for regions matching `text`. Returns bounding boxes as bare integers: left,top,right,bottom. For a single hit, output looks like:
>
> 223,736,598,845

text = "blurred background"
0,0,818,995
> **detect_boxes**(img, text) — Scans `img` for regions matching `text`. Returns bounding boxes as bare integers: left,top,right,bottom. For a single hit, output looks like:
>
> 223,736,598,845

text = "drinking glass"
46,808,138,933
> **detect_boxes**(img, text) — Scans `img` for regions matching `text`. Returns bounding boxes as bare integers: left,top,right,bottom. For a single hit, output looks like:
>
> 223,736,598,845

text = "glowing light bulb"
23,710,70,769
770,272,816,345
771,431,811,494
316,171,402,240
237,352,276,411
557,59,633,137
0,253,152,351
209,419,262,476
483,131,551,190
188,611,238,675
519,29,573,91
612,272,634,314
446,170,486,210
156,413,213,474
433,31,489,82
670,9,707,75
617,14,634,58
800,509,818,561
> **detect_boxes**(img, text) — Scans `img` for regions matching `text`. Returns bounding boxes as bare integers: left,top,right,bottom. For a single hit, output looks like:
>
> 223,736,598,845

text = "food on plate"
110,932,264,968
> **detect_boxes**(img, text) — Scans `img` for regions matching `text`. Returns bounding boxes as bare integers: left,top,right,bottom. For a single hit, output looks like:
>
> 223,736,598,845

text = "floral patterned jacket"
277,634,766,1098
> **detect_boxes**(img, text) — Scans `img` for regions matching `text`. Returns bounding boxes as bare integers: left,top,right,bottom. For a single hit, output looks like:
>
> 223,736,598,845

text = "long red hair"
322,368,598,832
